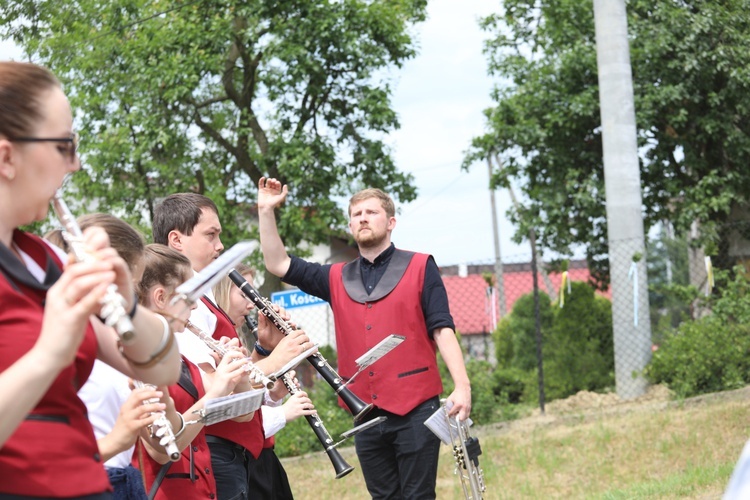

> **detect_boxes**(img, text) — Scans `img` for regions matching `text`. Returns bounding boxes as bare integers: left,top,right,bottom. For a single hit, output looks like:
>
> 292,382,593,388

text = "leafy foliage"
647,266,750,397
493,282,614,403
467,1,750,286
544,281,614,399
2,0,427,289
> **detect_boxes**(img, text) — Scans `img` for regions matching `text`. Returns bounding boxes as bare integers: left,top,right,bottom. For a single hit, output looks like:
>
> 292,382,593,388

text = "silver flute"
50,192,136,344
184,320,275,390
132,380,181,462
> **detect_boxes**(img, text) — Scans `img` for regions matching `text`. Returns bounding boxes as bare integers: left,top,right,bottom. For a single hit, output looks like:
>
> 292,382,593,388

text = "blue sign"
271,289,326,309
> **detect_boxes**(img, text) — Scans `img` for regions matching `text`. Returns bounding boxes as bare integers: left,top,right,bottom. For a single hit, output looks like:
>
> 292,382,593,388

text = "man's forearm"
258,206,291,278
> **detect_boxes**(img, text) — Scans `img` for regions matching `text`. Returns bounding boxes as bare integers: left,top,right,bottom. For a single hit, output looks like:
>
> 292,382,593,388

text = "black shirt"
283,243,455,337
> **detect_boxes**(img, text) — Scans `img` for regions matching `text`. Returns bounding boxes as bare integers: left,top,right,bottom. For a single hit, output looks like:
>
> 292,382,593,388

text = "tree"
465,1,750,287
2,0,426,291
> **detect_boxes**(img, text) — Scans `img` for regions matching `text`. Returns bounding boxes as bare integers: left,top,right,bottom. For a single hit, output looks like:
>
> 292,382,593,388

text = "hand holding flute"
132,380,181,462
184,320,276,389
51,193,137,344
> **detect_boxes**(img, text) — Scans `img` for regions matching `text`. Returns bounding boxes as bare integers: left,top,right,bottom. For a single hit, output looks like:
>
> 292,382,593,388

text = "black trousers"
247,446,294,500
354,397,441,500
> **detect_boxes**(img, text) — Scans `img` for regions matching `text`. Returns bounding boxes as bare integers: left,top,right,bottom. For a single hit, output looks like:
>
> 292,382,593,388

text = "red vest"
0,231,110,496
329,250,443,416
200,297,264,458
136,358,217,499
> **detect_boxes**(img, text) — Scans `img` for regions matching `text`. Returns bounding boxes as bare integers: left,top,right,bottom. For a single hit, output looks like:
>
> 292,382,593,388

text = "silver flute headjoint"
50,192,136,344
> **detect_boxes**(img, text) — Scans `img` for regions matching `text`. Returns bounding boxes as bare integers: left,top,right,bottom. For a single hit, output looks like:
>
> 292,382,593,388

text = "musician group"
0,61,472,499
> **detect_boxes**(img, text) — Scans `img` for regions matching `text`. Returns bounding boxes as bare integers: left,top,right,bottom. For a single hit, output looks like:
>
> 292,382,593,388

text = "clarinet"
50,192,136,344
184,320,275,390
132,380,181,462
244,317,353,478
228,270,373,422
279,372,354,478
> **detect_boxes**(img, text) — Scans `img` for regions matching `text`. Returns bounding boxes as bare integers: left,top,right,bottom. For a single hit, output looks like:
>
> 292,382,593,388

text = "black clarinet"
229,270,373,422
246,317,354,477
279,372,354,478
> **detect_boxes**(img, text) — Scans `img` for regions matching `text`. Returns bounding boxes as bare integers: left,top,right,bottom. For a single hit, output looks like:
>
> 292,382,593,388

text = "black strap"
24,413,70,424
148,462,173,500
177,360,199,401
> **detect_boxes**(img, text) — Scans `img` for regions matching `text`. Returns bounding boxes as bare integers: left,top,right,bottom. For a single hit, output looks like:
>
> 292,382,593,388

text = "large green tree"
466,0,750,287
2,0,425,290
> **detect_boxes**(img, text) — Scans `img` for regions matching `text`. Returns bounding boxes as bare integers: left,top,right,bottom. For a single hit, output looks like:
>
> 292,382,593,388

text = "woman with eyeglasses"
0,61,181,498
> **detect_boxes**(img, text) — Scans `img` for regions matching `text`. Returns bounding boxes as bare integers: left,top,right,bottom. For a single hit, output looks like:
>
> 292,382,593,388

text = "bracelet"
119,313,175,368
254,341,273,357
173,412,186,438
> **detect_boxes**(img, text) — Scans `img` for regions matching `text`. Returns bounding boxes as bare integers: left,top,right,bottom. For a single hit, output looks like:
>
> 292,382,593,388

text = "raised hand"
257,177,288,211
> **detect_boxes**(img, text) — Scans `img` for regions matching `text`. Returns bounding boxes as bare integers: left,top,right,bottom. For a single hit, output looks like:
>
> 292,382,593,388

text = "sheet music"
424,401,473,446
339,415,388,440
201,388,265,426
355,334,406,368
272,344,319,379
174,242,256,304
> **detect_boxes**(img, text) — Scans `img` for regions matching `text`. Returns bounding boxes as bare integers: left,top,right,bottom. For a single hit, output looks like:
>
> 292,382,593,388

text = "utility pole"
488,157,507,318
594,0,652,399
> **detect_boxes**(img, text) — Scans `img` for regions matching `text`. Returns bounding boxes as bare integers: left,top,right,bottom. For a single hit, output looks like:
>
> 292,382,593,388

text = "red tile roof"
443,267,605,335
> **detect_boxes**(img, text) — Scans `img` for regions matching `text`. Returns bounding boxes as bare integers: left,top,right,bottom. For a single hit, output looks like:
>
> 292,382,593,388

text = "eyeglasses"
13,132,79,163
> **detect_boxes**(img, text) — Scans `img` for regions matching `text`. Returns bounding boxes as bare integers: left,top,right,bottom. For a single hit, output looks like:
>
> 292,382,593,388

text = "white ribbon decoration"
628,261,638,327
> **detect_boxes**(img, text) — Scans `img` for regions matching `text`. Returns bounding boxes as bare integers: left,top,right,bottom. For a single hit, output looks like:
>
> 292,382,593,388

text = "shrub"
492,367,527,404
646,266,750,398
647,317,750,397
544,282,614,400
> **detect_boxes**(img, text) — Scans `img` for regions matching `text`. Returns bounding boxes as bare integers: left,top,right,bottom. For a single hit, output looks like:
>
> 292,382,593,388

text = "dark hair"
137,244,192,306
78,213,146,273
0,61,61,139
152,193,219,245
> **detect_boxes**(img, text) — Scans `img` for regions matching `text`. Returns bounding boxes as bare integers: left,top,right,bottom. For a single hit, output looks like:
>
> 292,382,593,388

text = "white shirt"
175,284,219,370
78,361,134,468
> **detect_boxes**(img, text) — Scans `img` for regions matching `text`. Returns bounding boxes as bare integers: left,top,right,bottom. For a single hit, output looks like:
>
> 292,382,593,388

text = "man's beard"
354,227,384,248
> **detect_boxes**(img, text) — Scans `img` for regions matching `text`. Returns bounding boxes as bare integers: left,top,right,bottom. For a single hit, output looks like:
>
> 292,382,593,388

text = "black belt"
24,414,70,424
205,435,246,452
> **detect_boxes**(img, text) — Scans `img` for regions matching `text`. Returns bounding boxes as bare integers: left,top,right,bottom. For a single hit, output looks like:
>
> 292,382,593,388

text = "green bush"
646,266,750,397
492,367,527,404
647,317,750,397
544,282,614,400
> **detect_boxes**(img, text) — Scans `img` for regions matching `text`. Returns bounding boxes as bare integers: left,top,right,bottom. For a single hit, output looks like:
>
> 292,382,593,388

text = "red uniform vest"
329,250,443,416
137,358,217,499
0,231,111,496
200,297,264,458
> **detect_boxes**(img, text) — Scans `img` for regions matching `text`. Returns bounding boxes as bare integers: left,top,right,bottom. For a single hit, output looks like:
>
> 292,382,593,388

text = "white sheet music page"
202,388,265,426
424,401,474,446
355,334,406,368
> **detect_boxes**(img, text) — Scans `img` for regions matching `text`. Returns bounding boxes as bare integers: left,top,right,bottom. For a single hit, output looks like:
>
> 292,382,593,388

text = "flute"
184,320,275,390
228,270,373,422
50,192,136,344
132,380,181,462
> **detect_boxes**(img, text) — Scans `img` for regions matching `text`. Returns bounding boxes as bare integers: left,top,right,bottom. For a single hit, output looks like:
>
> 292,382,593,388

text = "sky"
386,0,525,267
0,0,525,267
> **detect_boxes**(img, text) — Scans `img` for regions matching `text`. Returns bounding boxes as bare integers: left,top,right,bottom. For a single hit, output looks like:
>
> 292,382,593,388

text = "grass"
281,388,750,499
